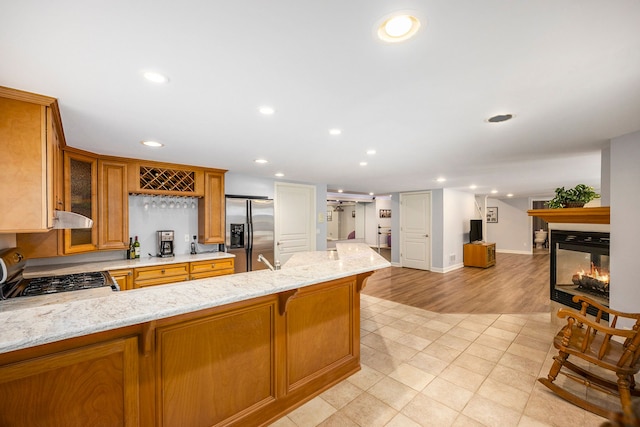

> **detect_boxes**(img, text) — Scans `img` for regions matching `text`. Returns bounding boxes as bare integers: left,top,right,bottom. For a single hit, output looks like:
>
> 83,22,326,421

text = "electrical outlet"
184,234,190,242
449,254,456,262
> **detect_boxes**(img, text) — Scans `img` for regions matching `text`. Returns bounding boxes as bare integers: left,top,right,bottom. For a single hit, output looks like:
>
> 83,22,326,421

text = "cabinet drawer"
135,275,190,289
134,263,189,282
190,259,234,274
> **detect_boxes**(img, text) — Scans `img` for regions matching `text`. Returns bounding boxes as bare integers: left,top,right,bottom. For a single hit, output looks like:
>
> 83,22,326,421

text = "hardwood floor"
363,252,550,314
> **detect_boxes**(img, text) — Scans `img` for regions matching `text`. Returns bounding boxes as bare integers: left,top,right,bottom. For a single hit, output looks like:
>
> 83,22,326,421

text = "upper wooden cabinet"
198,170,225,244
0,87,63,233
128,161,205,196
98,159,128,250
63,150,98,254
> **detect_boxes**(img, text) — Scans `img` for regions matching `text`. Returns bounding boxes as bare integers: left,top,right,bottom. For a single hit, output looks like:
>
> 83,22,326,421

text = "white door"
400,192,431,270
274,182,316,264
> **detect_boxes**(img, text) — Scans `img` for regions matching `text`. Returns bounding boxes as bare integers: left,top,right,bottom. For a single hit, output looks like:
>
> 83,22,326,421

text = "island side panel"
155,296,278,427
286,277,357,389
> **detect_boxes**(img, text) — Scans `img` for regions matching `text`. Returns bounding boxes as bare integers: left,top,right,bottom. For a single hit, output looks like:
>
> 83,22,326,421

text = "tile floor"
269,294,625,427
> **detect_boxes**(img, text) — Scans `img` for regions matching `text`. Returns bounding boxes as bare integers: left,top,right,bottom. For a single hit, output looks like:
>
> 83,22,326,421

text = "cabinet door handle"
211,263,216,268
161,269,165,274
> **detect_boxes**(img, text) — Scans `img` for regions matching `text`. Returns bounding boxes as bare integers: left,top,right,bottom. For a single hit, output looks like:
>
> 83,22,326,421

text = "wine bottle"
134,236,141,259
127,237,133,259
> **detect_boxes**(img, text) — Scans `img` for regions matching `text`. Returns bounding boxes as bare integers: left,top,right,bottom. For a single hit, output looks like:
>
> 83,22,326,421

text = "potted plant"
546,184,600,208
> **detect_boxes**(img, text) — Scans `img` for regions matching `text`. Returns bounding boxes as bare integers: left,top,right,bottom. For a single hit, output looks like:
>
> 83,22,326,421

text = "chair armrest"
557,308,637,339
571,295,640,321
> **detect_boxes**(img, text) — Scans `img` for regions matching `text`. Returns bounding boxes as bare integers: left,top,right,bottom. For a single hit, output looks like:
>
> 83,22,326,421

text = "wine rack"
139,166,196,193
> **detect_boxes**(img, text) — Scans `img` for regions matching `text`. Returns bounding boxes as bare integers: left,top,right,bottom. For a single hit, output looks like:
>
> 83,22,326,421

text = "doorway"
400,192,431,270
532,200,549,254
274,182,316,264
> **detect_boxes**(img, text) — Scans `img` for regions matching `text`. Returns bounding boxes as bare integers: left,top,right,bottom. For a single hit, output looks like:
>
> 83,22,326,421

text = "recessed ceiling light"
487,114,514,123
369,192,374,196
491,189,498,194
329,129,342,135
367,149,377,155
254,159,268,164
378,14,421,43
142,71,169,84
507,193,514,197
259,106,275,115
140,140,164,148
469,185,477,190
436,177,446,183
360,162,368,166
338,189,344,193
274,172,284,177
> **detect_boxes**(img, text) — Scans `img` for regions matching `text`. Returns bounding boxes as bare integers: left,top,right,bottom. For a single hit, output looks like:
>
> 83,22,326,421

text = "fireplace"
550,230,610,320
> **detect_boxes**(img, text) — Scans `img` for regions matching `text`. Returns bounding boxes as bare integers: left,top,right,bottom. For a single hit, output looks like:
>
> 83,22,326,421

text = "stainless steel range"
0,247,119,300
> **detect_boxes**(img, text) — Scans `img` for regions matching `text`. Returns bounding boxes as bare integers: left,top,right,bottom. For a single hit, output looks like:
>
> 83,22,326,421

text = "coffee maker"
157,230,175,257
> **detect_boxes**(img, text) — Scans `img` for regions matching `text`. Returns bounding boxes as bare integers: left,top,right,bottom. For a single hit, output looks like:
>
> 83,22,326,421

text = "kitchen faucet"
257,254,279,271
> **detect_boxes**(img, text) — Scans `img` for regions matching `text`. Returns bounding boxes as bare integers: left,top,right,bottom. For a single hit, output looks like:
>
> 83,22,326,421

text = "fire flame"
576,263,609,284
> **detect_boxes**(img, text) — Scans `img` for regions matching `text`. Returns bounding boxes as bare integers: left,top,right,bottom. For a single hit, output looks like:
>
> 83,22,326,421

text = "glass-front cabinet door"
63,151,98,253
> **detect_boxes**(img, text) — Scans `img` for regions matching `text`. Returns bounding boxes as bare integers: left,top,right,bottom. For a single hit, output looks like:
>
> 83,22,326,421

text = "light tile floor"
269,294,631,427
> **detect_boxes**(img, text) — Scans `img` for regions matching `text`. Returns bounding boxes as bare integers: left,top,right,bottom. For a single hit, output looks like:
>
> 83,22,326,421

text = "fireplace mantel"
527,206,610,224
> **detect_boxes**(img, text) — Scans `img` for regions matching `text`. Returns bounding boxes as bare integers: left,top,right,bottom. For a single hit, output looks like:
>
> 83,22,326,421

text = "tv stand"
463,242,496,268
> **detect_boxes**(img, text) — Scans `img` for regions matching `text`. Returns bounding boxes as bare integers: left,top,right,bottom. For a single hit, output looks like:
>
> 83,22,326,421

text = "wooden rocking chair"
538,295,640,426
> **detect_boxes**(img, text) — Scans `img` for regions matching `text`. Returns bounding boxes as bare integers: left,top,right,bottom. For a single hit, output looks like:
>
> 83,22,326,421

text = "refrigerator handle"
247,201,253,251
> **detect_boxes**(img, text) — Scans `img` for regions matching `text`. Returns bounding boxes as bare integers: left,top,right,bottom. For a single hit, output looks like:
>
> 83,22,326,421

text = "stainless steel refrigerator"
225,196,274,273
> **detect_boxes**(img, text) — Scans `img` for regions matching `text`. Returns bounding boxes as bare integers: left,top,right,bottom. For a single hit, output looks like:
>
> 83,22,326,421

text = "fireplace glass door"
550,230,610,319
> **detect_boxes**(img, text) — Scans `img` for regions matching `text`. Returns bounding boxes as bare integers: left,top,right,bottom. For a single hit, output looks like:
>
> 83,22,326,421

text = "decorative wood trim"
278,289,298,316
527,207,610,224
141,321,156,356
356,271,375,293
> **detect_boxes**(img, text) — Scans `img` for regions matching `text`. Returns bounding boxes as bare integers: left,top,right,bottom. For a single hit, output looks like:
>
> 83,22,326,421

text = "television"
469,219,483,243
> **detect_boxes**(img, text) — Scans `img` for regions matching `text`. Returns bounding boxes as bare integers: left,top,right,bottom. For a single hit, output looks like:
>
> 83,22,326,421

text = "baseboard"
496,249,532,255
390,261,401,267
430,263,464,274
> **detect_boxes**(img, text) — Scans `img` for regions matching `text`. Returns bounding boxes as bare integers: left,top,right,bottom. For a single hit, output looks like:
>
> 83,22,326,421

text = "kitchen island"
0,243,389,426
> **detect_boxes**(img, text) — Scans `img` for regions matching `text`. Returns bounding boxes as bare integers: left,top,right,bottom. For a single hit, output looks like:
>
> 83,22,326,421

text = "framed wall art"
486,207,498,223
379,209,391,218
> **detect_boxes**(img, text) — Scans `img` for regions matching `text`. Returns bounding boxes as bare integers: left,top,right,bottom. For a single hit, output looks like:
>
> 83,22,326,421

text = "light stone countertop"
0,243,390,354
23,252,236,279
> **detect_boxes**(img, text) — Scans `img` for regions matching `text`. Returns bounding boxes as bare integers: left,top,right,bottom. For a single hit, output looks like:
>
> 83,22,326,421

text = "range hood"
52,211,93,229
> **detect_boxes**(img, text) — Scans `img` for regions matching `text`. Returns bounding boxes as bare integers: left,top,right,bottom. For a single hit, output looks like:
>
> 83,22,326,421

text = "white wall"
485,197,533,254
374,198,392,248
442,189,476,271
128,195,204,257
326,206,339,239
610,130,640,324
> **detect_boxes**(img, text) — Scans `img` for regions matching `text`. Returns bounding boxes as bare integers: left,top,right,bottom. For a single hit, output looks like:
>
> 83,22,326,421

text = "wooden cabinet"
198,170,225,244
0,87,61,232
156,298,277,426
110,268,133,291
127,161,205,196
98,159,128,250
18,154,129,258
0,337,140,427
189,258,234,279
463,242,496,268
133,263,190,288
63,150,98,254
0,272,373,426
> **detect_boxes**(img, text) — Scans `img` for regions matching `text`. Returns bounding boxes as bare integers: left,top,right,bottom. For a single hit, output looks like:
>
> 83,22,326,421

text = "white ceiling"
2,1,639,198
